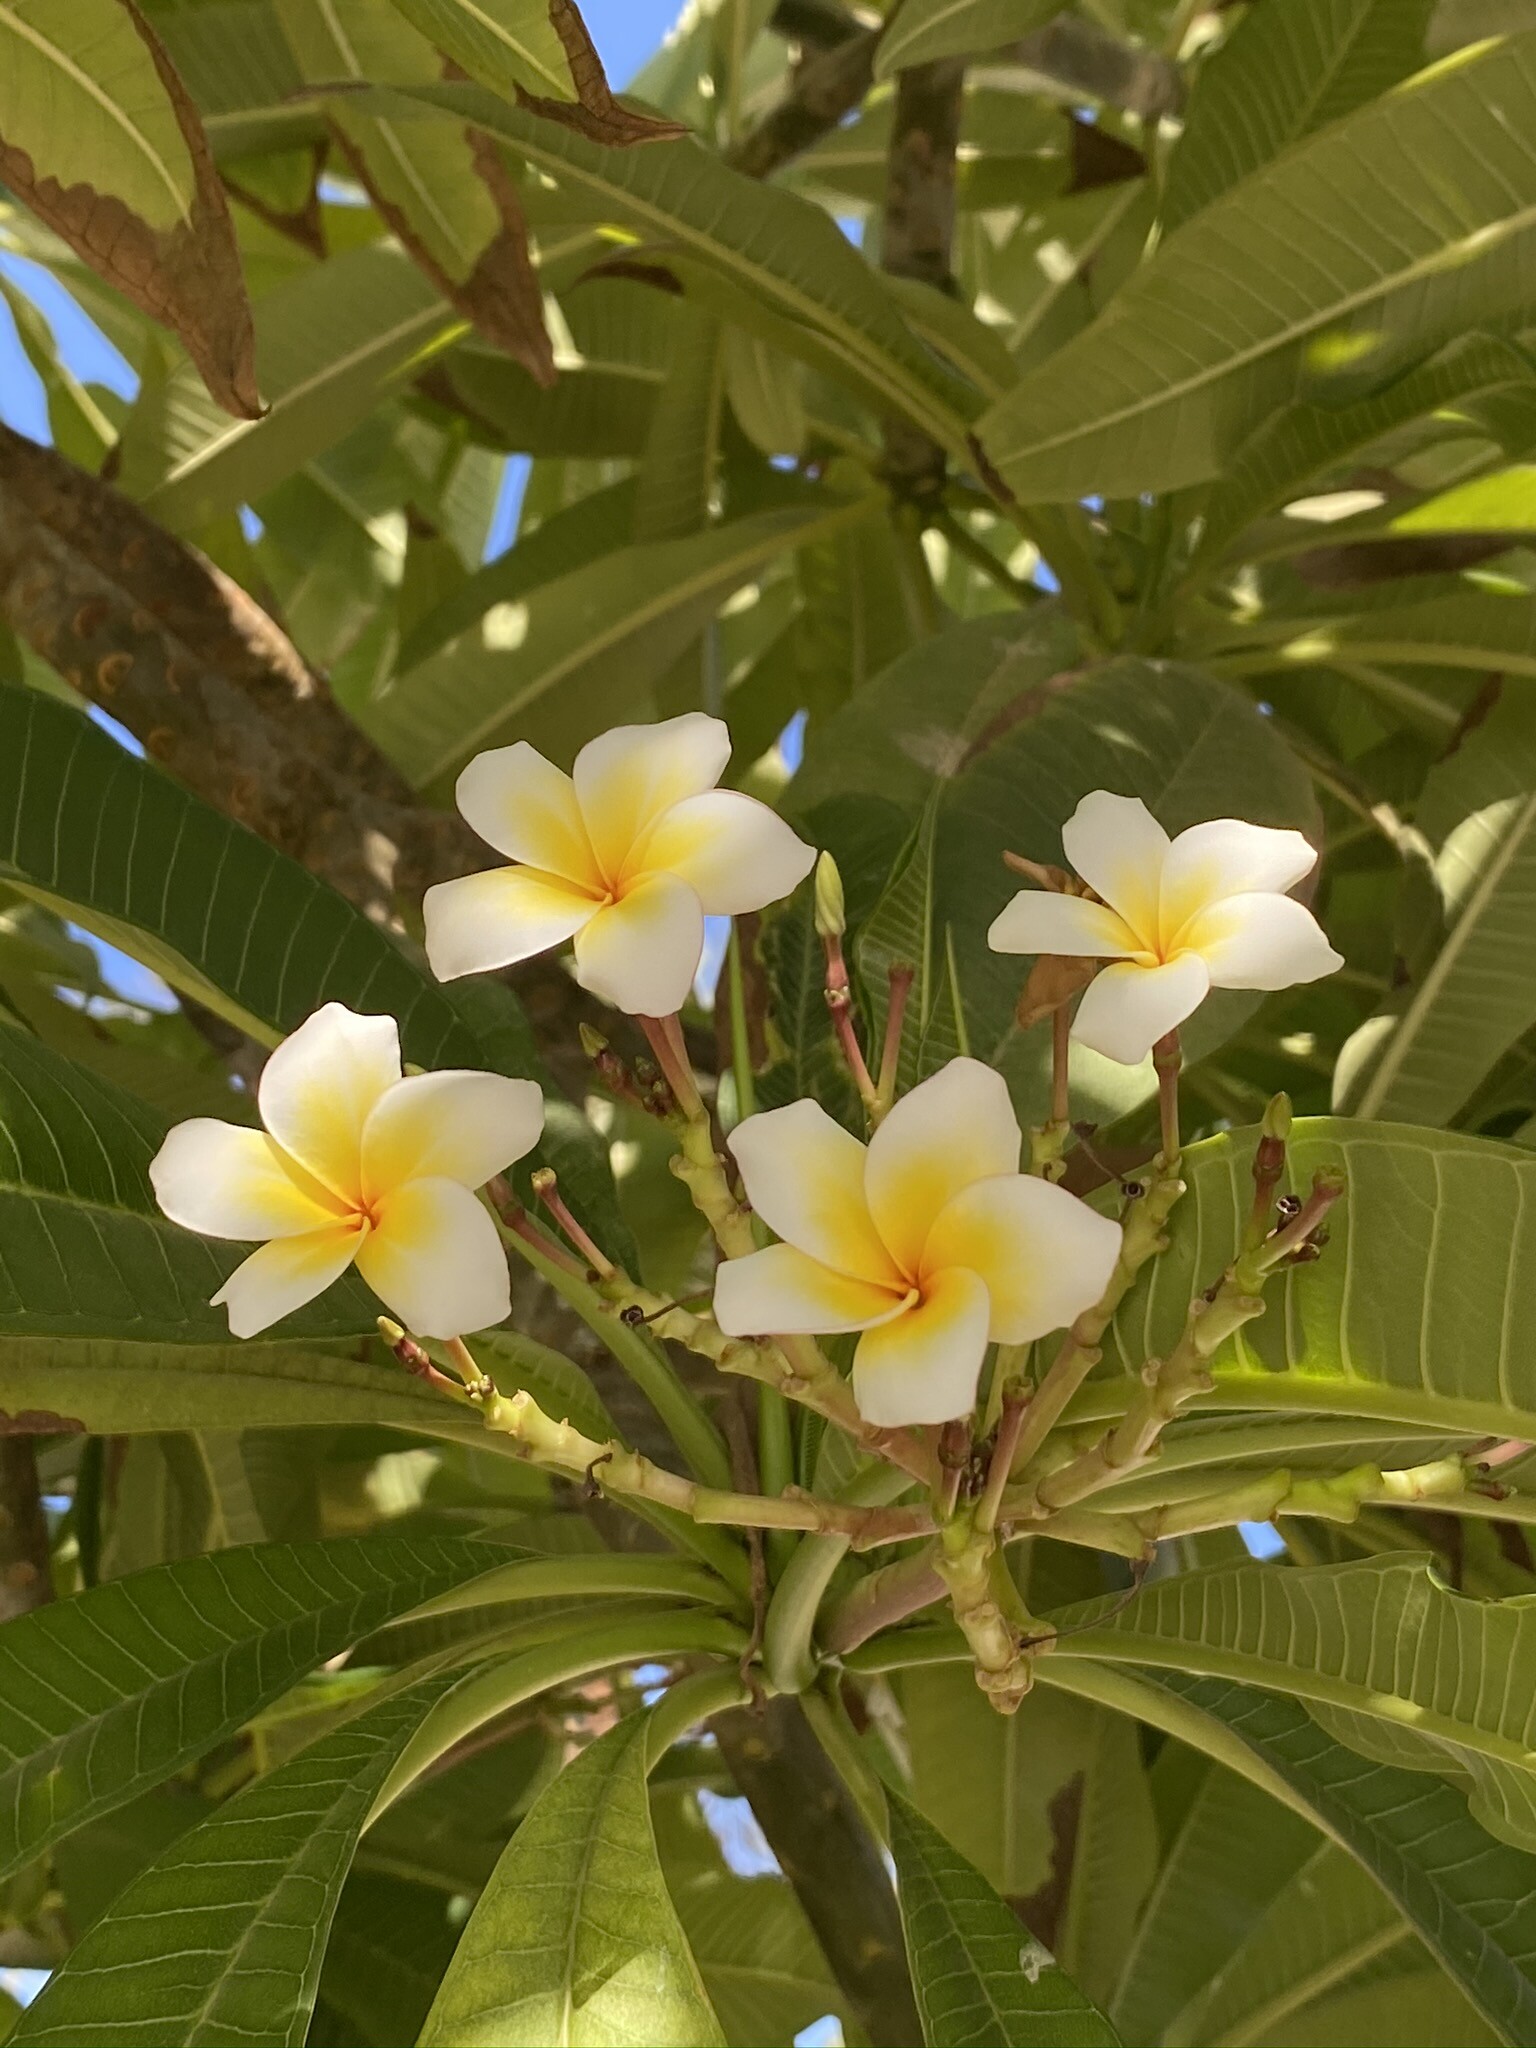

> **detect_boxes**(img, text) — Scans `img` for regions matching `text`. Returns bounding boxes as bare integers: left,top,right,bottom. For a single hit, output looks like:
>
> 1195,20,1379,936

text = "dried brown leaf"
515,0,689,146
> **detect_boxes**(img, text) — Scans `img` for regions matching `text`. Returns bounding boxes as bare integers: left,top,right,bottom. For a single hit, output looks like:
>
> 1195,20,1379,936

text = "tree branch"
726,25,880,180
0,1435,53,1620
878,56,965,498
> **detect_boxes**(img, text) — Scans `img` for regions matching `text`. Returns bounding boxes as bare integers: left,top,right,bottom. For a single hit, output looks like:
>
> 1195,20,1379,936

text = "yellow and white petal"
257,1003,400,1207
1070,954,1210,1066
212,1222,365,1339
1159,819,1319,948
1183,892,1344,992
1060,791,1168,943
423,867,596,983
150,1120,349,1240
454,742,602,891
572,870,704,1016
850,1267,991,1427
355,1177,510,1339
630,790,816,914
361,1072,544,1200
986,890,1143,960
727,1099,900,1285
573,713,732,881
864,1057,1021,1278
921,1175,1122,1344
713,1241,905,1337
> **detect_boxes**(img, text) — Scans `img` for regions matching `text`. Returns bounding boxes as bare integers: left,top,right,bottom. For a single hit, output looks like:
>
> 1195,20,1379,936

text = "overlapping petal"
454,742,601,889
423,868,596,983
632,790,816,914
211,1222,366,1339
713,1242,907,1337
572,870,705,1016
922,1174,1121,1344
573,713,732,881
150,1121,348,1240
1061,792,1168,943
361,1072,544,1200
1183,892,1344,991
1159,820,1318,942
864,1057,1021,1277
986,890,1143,961
356,1177,511,1338
256,1004,399,1205
727,1099,900,1285
1071,954,1210,1065
851,1267,991,1427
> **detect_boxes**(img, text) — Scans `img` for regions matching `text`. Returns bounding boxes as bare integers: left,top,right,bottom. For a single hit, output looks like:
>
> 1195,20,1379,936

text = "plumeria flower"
150,1002,542,1340
713,1058,1120,1427
987,792,1343,1066
423,713,816,1017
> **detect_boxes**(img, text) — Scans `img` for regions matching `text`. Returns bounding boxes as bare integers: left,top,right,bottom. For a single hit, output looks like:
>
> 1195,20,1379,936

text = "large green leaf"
1161,0,1435,231
0,1016,374,1345
13,1669,457,2048
374,80,975,452
1136,1672,1536,2047
1339,687,1536,1124
1054,1556,1536,1854
887,1791,1120,2048
136,245,461,533
419,1711,724,2046
874,0,1061,81
0,1533,498,1881
1092,1116,1536,1444
787,617,1318,1129
385,0,572,100
977,32,1536,501
363,500,867,786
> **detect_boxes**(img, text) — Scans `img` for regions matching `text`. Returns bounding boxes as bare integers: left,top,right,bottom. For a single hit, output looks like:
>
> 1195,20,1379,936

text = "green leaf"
0,1016,374,1345
0,1532,499,1881
419,1712,725,2046
1339,687,1536,1124
1134,1672,1536,2047
887,1790,1120,2048
135,245,461,533
313,1871,463,2048
1162,0,1435,231
876,0,1063,81
363,500,869,788
13,1669,457,2048
977,33,1536,501
1053,1555,1536,1854
1054,1711,1158,2013
373,80,974,452
789,618,1318,1129
1099,1116,1536,1443
385,0,573,101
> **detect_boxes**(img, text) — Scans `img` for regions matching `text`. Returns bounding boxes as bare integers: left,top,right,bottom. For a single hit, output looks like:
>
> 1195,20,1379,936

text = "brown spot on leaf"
0,1410,85,1435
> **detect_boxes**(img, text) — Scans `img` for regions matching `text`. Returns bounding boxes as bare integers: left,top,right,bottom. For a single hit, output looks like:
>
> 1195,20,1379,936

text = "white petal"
355,1178,511,1338
727,1099,899,1285
864,1057,1021,1278
150,1120,348,1239
572,871,704,1016
362,1072,544,1199
212,1224,365,1339
256,1004,400,1206
713,1242,904,1336
1070,955,1210,1066
851,1267,990,1427
1159,819,1319,948
1184,893,1345,992
987,891,1143,959
1060,792,1168,943
573,713,731,881
922,1174,1122,1344
455,742,602,891
631,790,816,914
423,867,596,982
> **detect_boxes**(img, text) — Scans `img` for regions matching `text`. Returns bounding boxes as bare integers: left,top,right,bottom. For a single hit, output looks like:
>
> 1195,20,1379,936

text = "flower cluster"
151,716,1340,1430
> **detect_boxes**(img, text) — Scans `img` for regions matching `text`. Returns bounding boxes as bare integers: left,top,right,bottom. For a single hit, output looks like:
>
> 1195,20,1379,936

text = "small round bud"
813,850,846,938
530,1166,557,1195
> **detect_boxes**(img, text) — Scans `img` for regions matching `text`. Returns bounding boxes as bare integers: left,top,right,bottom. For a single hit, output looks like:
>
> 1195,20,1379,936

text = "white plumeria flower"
987,792,1344,1067
150,1002,542,1340
423,713,816,1016
712,1058,1120,1427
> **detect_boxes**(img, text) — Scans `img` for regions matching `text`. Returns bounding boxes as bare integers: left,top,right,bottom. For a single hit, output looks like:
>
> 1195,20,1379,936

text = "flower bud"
813,851,845,939
1261,1092,1293,1143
